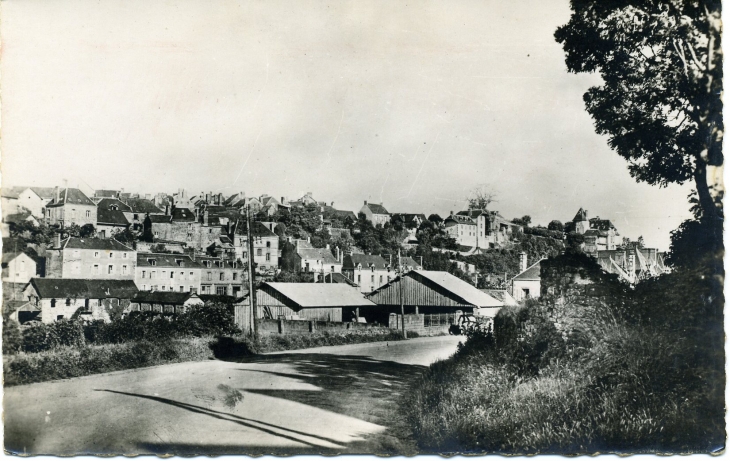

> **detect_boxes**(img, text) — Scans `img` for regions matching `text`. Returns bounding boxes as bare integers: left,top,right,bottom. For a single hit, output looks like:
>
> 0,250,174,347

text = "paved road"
4,335,462,455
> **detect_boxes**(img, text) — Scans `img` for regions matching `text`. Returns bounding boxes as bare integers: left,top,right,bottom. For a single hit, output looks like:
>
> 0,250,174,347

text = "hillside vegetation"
403,247,724,454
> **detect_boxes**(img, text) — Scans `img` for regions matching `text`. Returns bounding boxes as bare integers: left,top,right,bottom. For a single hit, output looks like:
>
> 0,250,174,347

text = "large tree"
555,0,722,221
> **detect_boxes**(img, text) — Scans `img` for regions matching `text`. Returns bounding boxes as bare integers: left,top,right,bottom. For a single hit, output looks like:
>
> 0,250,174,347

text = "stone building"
360,201,390,227
135,253,203,293
45,187,97,227
45,237,136,280
195,256,246,296
342,254,393,294
23,278,139,324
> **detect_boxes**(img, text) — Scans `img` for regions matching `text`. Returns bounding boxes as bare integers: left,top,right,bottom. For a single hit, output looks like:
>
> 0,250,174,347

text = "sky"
1,0,695,249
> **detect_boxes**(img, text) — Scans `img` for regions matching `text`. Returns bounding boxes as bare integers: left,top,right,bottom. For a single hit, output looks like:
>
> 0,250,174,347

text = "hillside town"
2,185,668,328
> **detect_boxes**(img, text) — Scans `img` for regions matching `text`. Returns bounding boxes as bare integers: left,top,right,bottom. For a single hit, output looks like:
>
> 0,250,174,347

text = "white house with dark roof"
45,187,98,227
23,278,139,323
295,245,342,274
15,187,56,218
2,251,42,284
360,201,391,227
511,255,544,302
45,237,136,280
342,254,392,294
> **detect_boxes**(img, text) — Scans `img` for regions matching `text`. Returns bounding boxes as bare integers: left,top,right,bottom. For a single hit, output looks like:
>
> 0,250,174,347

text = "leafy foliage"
555,0,723,219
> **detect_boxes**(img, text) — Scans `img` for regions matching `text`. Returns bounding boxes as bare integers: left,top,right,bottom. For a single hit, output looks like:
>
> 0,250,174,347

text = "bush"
22,320,86,353
3,319,23,354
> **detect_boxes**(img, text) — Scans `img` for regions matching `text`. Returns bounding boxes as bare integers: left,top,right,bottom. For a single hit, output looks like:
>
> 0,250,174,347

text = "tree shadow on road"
94,388,348,454
231,353,429,454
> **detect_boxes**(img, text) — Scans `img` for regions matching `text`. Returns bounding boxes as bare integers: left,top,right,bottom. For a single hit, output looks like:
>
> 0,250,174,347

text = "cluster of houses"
2,185,667,327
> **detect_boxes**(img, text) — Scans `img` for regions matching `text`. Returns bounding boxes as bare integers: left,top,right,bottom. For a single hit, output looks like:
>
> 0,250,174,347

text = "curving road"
4,335,462,456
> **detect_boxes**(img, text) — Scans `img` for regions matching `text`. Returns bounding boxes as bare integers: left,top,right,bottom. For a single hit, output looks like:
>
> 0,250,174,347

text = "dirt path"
4,335,462,455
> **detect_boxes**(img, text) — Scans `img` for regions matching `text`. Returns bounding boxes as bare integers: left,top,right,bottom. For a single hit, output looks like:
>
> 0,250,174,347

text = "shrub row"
10,304,240,354
4,337,216,386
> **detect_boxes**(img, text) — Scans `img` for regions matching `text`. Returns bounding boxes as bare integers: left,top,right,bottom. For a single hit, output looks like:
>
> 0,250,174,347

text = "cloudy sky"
2,0,693,249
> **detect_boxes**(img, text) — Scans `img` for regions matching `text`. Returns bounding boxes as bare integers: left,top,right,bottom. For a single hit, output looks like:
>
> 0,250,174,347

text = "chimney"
55,186,60,202
364,200,368,205
331,201,334,207
281,196,286,204
519,252,527,273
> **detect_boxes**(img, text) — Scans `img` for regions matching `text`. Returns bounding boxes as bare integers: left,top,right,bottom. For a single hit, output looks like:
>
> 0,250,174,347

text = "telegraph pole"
246,206,258,338
398,249,407,339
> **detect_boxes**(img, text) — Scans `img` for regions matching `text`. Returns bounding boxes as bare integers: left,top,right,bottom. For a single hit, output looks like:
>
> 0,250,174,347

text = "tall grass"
403,287,725,454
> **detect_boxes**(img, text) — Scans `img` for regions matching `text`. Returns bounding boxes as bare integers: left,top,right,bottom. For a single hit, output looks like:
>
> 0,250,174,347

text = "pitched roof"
572,207,588,222
2,252,25,264
391,213,428,225
363,202,389,215
401,256,422,269
131,291,201,305
46,188,95,207
296,247,339,264
136,253,202,268
171,207,195,221
29,187,57,199
343,254,389,270
410,270,503,308
259,282,375,308
456,210,487,219
512,259,543,281
480,289,517,306
148,215,172,224
233,221,277,238
124,198,164,214
316,272,358,286
62,237,133,251
446,214,476,225
94,190,120,198
97,198,133,213
5,211,37,225
28,278,139,299
97,208,130,226
589,218,616,231
1,186,28,199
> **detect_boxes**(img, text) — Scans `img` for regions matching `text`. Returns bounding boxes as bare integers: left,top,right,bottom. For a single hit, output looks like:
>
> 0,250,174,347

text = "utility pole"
246,206,258,338
398,249,407,339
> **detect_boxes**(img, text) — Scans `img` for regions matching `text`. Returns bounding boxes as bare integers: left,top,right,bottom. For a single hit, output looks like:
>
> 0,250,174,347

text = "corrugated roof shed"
131,291,200,305
259,283,375,308
411,271,502,307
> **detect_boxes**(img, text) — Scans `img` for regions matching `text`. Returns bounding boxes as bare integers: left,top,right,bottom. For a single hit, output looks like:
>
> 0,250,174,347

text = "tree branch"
672,39,689,76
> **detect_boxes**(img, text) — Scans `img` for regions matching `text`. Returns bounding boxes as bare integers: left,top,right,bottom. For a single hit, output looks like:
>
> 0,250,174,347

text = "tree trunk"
694,159,722,221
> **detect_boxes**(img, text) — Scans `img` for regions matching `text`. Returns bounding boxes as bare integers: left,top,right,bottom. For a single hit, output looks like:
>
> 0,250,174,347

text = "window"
148,259,157,266
379,275,383,283
387,276,391,282
176,259,183,266
371,266,374,272
371,275,375,283
216,286,226,295
108,265,114,274
143,284,147,290
162,271,167,278
170,271,174,279
151,271,156,279
51,299,56,307
65,298,71,306
357,275,361,283
233,272,238,281
134,214,139,220
190,286,196,293
522,288,530,298
94,264,100,274
256,249,262,256
86,210,91,218
331,266,335,272
189,271,194,279
179,286,185,292
142,270,146,278
122,265,128,275
154,231,160,238
109,252,114,258
207,272,212,281
266,253,270,261
180,272,184,278
57,315,64,320
266,241,271,248
220,273,225,281
123,253,128,259
161,286,166,291
94,251,100,258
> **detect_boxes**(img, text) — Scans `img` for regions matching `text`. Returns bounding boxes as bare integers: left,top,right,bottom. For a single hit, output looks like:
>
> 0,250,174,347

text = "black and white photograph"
0,0,724,456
